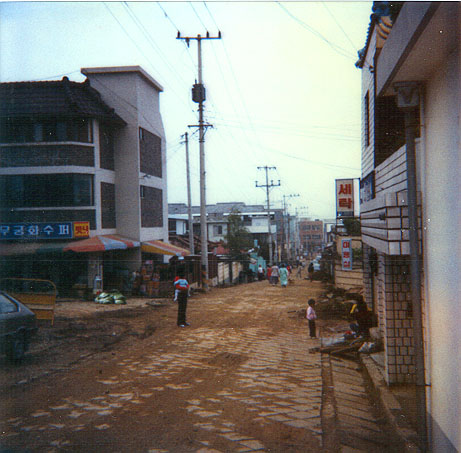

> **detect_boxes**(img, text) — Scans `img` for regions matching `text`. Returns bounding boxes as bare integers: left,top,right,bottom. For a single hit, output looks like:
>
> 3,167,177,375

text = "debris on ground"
94,290,126,305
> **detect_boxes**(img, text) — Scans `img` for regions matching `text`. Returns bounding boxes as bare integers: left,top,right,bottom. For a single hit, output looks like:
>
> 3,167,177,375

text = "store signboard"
342,239,353,271
0,221,90,240
336,179,354,217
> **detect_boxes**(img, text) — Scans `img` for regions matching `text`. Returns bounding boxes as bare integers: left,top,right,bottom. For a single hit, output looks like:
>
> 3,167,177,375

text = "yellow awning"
141,240,190,256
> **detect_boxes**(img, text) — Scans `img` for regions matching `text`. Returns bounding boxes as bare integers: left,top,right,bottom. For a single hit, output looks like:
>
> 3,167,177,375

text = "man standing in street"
174,271,190,327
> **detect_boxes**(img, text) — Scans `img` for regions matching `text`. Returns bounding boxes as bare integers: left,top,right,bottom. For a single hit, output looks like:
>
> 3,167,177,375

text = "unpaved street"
0,279,400,452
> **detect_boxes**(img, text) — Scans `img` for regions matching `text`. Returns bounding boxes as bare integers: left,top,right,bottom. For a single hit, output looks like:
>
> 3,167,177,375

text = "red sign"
336,179,354,217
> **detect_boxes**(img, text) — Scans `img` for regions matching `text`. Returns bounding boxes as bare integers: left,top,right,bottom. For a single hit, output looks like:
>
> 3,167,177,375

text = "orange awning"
141,240,190,256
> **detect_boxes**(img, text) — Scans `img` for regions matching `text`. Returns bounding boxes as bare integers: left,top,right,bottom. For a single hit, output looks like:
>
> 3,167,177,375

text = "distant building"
298,219,324,257
0,66,181,295
168,202,279,258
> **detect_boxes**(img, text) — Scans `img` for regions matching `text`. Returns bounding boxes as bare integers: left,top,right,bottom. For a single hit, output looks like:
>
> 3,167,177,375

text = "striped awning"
141,240,190,256
0,235,139,256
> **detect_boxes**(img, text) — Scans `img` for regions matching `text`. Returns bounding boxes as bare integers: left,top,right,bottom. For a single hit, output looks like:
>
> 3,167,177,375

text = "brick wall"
380,254,415,384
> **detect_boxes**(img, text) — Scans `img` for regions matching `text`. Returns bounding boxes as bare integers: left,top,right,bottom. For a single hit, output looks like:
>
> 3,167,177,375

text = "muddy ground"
0,278,398,452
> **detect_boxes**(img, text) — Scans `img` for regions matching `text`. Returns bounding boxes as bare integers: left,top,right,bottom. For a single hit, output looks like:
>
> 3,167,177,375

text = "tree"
225,209,253,259
343,218,361,236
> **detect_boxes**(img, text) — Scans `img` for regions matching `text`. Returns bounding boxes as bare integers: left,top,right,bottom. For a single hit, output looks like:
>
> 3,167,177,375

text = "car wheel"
6,334,26,363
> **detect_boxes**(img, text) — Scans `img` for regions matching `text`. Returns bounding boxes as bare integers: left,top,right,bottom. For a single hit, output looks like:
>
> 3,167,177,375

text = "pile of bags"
94,290,126,305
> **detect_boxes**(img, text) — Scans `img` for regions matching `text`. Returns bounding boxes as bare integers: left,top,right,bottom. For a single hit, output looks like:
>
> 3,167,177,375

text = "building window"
365,91,370,147
0,117,93,144
99,123,115,170
139,127,162,178
214,225,223,235
0,173,93,208
140,185,163,227
101,182,116,229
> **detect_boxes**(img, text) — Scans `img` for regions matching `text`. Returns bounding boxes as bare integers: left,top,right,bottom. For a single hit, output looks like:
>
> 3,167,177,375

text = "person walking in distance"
306,299,317,338
308,262,314,282
270,263,279,286
279,263,289,288
174,271,190,327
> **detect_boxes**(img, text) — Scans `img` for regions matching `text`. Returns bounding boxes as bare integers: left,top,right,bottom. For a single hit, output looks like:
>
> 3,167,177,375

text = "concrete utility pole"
255,166,280,265
282,194,299,261
177,31,221,287
182,132,194,255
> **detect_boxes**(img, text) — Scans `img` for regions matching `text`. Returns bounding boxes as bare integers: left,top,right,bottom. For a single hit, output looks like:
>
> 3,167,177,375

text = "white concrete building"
0,66,171,295
357,3,460,451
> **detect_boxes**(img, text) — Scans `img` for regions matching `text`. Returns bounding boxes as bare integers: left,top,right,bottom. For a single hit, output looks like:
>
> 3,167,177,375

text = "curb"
360,354,421,452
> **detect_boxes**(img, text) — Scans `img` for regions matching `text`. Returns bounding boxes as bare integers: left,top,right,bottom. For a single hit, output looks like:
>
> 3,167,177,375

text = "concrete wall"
423,44,461,452
334,237,363,291
82,67,167,245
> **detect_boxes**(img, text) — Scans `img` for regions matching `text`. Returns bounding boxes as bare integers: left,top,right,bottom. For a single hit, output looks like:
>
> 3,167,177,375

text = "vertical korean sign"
336,179,354,218
342,239,353,271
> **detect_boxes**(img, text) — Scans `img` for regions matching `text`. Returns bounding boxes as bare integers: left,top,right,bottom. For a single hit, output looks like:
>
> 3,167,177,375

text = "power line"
276,2,356,60
321,2,358,52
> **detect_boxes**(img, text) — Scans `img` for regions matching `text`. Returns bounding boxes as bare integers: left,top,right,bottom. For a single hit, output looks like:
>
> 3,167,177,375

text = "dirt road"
0,279,400,452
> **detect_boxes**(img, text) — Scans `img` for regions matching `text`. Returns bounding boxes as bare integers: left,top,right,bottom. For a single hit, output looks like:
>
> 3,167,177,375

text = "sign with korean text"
73,221,90,238
336,179,354,217
341,239,353,271
0,222,90,240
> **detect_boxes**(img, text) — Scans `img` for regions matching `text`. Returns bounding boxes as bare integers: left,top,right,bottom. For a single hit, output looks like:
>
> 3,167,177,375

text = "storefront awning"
141,240,190,256
63,235,139,253
0,235,139,256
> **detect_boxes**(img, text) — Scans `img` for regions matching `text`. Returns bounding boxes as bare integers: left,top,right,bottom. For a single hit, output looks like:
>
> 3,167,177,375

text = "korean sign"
336,179,354,218
0,222,90,240
341,239,353,271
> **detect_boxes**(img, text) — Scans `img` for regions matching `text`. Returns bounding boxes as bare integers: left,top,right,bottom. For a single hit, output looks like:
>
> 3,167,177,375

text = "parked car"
0,291,37,362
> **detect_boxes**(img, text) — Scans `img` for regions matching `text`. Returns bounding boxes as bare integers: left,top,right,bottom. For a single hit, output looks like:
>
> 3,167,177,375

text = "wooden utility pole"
177,31,221,287
256,166,280,265
182,132,194,255
282,194,299,261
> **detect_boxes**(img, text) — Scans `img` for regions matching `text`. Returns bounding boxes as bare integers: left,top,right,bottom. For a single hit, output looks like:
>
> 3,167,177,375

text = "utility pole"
177,31,221,288
182,132,194,255
255,166,280,265
282,194,299,261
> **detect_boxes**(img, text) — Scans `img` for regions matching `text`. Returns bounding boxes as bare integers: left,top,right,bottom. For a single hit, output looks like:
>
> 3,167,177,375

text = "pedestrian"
279,263,289,288
270,263,279,285
296,264,302,279
257,264,265,281
308,262,314,282
350,298,372,338
266,265,272,283
174,271,190,327
306,299,317,338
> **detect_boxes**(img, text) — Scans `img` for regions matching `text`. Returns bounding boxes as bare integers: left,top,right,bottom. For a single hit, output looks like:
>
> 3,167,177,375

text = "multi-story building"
298,219,323,258
168,202,279,258
0,66,178,295
357,3,460,450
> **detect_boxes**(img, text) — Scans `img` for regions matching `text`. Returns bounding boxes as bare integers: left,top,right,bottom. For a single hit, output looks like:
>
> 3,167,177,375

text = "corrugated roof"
0,77,125,124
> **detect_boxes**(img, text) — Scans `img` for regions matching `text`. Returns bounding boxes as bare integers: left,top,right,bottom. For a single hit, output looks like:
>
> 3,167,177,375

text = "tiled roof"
355,2,401,69
168,203,268,216
0,77,124,124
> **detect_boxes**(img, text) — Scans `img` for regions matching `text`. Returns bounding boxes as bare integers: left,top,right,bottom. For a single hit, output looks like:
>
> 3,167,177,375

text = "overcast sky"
1,1,372,220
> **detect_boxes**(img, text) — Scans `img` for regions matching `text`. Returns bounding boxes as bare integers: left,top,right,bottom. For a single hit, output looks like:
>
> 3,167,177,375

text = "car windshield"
0,294,18,314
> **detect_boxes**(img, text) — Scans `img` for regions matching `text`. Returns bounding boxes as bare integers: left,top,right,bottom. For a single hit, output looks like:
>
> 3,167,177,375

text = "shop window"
0,173,93,208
